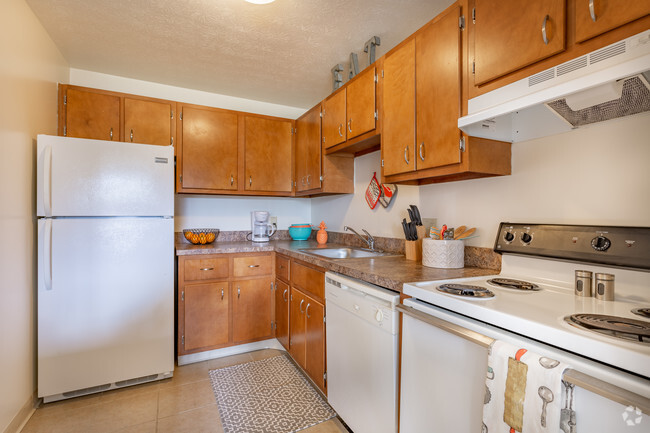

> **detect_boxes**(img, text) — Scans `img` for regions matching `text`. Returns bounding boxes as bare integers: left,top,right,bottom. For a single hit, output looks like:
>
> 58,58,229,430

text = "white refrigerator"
36,134,175,402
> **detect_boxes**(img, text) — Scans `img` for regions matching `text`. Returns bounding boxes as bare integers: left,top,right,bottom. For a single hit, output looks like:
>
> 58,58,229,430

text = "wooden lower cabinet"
183,282,229,352
274,279,290,350
178,252,273,356
303,295,325,391
233,277,273,343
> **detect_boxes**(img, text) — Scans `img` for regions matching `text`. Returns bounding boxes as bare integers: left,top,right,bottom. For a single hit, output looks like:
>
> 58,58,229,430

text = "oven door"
399,299,650,433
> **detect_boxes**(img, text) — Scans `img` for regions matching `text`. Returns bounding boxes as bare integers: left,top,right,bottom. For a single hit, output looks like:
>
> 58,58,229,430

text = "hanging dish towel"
483,340,571,433
379,183,398,208
365,172,381,209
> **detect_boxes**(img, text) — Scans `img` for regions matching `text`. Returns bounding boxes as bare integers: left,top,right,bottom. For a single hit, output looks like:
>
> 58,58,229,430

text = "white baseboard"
3,392,38,433
177,339,284,365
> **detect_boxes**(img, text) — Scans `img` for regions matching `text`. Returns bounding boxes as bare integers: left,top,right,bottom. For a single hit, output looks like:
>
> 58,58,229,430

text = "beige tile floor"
22,349,349,433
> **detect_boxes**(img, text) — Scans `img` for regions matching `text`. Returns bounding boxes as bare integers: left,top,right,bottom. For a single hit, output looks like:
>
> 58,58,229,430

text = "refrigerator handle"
44,219,53,291
43,144,53,217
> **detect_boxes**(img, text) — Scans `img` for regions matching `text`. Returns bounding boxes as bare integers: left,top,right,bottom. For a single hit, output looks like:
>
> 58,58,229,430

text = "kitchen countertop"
176,239,500,293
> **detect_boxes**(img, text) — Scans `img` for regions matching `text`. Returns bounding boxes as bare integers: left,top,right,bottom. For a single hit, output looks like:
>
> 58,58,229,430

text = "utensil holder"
405,240,422,261
422,239,464,269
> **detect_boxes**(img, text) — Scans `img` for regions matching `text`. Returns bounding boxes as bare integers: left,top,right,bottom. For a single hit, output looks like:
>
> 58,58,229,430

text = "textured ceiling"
26,0,454,109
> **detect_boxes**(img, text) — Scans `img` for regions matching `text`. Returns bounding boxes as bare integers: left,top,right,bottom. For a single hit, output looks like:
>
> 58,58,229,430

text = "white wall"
0,1,69,431
311,113,650,247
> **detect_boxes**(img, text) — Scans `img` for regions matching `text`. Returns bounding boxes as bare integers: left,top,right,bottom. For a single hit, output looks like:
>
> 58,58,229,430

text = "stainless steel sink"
299,247,397,259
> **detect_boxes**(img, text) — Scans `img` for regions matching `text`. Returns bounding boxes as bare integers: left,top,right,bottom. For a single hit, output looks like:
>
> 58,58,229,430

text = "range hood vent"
459,30,650,143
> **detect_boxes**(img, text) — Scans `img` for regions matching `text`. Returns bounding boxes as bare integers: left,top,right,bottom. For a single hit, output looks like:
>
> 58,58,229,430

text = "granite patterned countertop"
176,236,501,293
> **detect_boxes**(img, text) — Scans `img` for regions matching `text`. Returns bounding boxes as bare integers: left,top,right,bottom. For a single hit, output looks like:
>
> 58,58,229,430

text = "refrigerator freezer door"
37,135,173,217
37,217,174,398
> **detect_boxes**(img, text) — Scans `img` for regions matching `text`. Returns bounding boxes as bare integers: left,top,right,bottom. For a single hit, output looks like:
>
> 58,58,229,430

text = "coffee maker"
251,211,276,242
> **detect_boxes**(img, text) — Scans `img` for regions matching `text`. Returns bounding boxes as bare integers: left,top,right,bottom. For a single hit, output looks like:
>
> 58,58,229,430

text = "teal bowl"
289,225,312,240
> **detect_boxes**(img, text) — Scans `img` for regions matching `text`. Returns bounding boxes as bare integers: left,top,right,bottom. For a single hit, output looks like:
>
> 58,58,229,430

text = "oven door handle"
397,304,650,416
397,304,494,348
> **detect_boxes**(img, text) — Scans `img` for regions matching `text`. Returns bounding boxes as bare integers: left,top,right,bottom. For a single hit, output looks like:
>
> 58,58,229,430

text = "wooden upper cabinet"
416,4,462,170
64,87,120,141
575,0,649,43
244,116,293,192
382,39,416,177
346,66,376,139
295,105,322,192
322,90,347,149
124,98,174,146
474,0,566,85
178,105,238,191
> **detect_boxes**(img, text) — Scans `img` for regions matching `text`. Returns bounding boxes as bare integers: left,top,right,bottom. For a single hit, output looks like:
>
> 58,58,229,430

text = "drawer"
233,254,273,277
291,261,324,300
275,254,290,281
183,257,229,282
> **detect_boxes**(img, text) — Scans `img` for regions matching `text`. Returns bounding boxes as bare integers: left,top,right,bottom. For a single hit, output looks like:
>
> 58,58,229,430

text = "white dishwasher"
325,272,400,433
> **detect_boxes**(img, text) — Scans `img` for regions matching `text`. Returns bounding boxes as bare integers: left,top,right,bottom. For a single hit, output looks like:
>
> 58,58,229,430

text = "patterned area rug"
209,355,337,433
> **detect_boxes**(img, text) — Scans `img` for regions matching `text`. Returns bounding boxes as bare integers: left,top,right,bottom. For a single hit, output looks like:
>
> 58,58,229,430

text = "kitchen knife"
410,205,422,225
402,219,410,240
407,208,415,224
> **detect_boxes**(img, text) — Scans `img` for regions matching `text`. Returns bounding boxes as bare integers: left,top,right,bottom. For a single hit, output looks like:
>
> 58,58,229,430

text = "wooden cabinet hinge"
323,371,327,382
180,174,183,184
381,159,384,167
323,315,326,324
63,94,67,105
171,136,174,146
181,290,184,301
170,110,174,119
460,136,466,152
374,73,378,83
459,15,465,30
181,335,185,346
374,111,378,120
179,111,183,121
63,125,67,136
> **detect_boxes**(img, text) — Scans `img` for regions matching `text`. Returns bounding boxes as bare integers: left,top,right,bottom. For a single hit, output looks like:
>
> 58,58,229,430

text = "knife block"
405,239,422,261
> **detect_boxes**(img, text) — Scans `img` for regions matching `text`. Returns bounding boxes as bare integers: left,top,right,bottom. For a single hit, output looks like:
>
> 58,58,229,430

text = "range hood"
458,30,650,143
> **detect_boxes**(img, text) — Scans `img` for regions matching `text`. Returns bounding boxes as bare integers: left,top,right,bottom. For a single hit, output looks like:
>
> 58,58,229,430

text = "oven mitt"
379,183,397,208
365,172,381,209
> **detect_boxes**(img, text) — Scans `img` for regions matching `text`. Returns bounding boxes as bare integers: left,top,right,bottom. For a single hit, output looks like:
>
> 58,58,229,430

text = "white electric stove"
399,223,650,433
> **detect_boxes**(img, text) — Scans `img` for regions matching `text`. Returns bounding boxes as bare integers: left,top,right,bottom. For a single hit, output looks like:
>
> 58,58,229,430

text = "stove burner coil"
437,284,495,298
565,314,650,344
631,308,650,319
487,278,540,291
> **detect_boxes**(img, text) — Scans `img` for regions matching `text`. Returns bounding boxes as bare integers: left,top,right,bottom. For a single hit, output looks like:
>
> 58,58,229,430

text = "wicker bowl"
183,228,219,245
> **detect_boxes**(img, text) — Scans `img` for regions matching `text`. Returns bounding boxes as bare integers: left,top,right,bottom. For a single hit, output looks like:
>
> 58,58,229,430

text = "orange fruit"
184,231,192,240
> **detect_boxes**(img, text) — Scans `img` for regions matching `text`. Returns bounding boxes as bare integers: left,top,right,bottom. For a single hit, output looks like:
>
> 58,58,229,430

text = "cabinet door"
575,0,649,43
295,105,322,192
416,5,462,170
182,282,229,352
474,0,566,85
180,106,238,190
274,279,290,350
233,278,273,343
322,90,347,149
244,116,293,192
382,39,416,177
346,67,376,139
289,288,306,368
124,98,174,146
304,295,326,392
65,88,120,141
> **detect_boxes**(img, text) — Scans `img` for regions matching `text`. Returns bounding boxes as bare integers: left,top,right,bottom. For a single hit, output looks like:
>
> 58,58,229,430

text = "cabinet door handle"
237,286,241,298
419,142,425,161
230,174,234,186
248,264,259,268
338,124,343,137
282,289,288,302
249,176,252,187
221,288,224,300
588,0,596,22
130,129,134,142
299,299,305,314
348,119,353,133
404,146,410,165
301,176,306,186
109,127,113,140
541,14,550,45
200,267,214,271
306,303,311,319
306,174,311,185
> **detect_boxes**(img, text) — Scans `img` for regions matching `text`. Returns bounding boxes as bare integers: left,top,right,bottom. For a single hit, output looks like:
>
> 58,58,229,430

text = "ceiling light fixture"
245,0,275,4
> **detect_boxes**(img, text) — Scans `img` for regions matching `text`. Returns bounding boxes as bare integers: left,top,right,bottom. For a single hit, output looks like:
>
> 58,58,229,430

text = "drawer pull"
221,288,224,300
130,129,134,142
283,289,288,302
237,286,241,298
306,303,311,319
248,264,260,268
541,14,550,45
588,0,596,22
299,299,305,314
200,267,214,271
109,127,114,140
230,174,234,186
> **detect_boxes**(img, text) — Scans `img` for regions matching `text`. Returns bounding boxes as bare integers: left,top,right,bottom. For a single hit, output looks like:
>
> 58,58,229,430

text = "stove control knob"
521,233,532,244
591,236,611,251
504,232,515,243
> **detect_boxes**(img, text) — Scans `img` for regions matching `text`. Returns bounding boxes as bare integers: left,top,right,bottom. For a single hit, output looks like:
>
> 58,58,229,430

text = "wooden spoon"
454,225,467,239
456,227,476,240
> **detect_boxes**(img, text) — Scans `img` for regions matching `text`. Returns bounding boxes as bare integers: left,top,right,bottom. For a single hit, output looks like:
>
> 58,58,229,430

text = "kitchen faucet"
344,226,375,251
